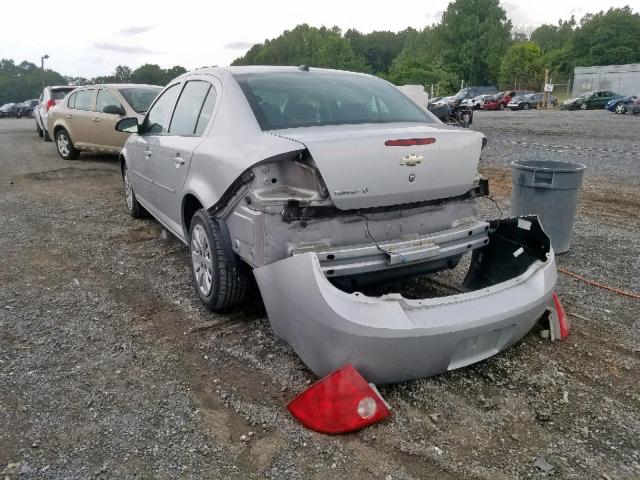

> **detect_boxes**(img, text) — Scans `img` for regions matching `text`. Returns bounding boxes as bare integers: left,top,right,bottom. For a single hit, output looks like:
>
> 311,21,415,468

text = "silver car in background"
117,66,557,384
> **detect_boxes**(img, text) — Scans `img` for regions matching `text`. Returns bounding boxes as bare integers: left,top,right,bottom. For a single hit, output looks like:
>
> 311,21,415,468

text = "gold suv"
48,84,161,159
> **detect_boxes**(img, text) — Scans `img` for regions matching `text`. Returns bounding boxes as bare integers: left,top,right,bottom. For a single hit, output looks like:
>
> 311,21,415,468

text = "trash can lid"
510,159,587,173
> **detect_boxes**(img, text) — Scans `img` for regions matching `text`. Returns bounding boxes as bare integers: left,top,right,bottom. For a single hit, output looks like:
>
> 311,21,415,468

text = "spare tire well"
182,194,203,235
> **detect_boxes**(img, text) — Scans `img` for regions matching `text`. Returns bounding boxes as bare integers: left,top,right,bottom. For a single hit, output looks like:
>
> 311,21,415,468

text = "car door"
90,88,128,152
64,89,96,148
127,83,181,212
150,78,218,235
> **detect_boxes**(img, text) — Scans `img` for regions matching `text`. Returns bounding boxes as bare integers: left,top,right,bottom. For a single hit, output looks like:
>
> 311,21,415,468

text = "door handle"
65,114,72,118
144,149,152,159
173,156,185,167
93,117,100,122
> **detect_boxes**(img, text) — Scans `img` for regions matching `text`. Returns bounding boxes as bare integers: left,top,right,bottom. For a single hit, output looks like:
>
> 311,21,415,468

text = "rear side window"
142,84,179,135
73,90,94,111
96,89,123,113
195,87,217,135
169,81,212,135
234,72,433,130
67,92,77,108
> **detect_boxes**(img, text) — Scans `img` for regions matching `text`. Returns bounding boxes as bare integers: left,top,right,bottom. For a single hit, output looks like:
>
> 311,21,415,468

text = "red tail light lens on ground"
552,291,570,339
385,138,436,147
287,364,391,434
45,99,56,112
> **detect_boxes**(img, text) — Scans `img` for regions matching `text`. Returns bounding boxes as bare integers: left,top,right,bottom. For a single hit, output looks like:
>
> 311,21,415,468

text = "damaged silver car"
117,66,559,384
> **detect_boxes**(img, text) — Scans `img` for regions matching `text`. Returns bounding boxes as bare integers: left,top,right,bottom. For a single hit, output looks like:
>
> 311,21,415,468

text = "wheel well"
182,194,203,235
53,124,66,137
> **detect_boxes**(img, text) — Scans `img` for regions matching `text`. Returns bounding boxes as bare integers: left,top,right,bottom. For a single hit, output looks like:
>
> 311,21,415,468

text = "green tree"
499,41,544,89
345,29,412,74
232,24,367,72
0,59,66,104
165,65,187,83
130,64,167,85
572,7,640,66
114,65,132,82
436,0,513,85
530,17,576,52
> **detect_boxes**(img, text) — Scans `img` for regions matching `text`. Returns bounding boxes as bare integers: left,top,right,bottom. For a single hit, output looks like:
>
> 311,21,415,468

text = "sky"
1,0,639,78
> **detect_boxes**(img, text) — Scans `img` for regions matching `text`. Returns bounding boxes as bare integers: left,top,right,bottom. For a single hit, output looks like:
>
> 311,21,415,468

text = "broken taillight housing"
287,364,391,434
45,99,56,111
552,291,570,339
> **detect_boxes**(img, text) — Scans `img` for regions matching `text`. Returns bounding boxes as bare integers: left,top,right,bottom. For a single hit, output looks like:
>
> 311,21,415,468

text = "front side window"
142,84,179,135
169,81,212,135
73,89,94,111
234,72,434,130
96,89,123,113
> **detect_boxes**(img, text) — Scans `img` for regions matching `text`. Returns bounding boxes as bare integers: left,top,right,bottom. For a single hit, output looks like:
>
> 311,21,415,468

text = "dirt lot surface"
1,111,639,479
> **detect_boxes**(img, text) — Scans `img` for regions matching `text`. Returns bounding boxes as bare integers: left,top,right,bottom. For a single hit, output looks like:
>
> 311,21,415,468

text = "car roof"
74,83,162,89
177,65,373,80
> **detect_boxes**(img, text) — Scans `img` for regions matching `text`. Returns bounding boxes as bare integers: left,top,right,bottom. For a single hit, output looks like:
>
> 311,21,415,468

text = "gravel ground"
1,111,639,479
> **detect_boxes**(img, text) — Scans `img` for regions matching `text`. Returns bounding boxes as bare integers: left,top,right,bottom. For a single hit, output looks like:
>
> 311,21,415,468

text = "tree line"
0,62,186,105
233,2,640,94
2,1,639,105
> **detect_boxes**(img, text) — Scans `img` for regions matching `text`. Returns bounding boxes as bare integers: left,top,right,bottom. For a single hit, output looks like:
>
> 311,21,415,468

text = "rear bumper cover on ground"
254,217,557,384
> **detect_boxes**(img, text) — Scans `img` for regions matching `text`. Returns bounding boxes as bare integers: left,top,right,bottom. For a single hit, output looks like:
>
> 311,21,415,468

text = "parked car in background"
561,90,621,110
461,94,492,110
34,86,77,140
631,97,640,114
48,84,161,160
0,103,20,118
483,91,533,110
115,66,558,384
508,93,557,110
16,99,39,118
605,94,639,114
450,85,497,106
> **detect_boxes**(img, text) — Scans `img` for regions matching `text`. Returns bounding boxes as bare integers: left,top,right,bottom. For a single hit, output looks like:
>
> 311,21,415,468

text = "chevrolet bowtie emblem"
400,154,423,167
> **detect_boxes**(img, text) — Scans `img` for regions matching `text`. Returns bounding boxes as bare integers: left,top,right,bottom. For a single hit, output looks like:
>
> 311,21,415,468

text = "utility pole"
543,68,549,109
40,54,49,88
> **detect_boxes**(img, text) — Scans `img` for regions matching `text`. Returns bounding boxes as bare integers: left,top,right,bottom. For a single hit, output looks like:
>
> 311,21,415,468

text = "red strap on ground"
557,267,640,300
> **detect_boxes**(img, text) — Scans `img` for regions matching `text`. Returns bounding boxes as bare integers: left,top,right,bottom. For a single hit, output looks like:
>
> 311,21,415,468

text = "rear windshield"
52,88,74,100
118,87,162,113
234,71,433,130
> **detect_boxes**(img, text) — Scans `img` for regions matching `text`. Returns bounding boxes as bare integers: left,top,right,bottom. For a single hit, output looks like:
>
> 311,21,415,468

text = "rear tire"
43,127,52,142
189,210,249,311
523,103,531,110
499,103,505,110
55,129,80,160
580,103,588,110
122,162,148,218
36,122,43,137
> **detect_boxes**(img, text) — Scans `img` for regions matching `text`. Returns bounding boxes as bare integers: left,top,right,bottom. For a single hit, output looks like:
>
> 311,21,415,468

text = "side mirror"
103,104,126,115
115,117,139,133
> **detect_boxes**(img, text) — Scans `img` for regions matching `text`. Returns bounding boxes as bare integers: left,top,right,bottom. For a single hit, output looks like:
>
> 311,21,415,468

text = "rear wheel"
614,103,626,114
43,127,52,142
189,210,249,311
523,103,531,110
55,129,80,160
580,103,588,110
499,103,505,110
122,162,148,218
36,122,43,137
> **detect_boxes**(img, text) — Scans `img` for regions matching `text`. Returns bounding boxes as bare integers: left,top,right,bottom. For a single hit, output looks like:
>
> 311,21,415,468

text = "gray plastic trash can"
510,159,586,254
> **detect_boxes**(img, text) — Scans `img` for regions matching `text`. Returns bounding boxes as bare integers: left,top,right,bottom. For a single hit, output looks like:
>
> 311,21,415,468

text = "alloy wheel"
191,224,213,296
57,133,69,157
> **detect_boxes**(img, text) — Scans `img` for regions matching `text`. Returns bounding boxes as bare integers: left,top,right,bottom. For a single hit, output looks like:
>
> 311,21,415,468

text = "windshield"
52,88,74,100
235,72,434,130
118,87,162,113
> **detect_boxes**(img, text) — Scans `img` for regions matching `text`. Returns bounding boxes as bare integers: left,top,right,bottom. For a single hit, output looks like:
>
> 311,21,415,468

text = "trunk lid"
271,123,484,210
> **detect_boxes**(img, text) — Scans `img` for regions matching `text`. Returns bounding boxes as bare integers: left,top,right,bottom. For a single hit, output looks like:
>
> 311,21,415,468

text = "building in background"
573,63,640,97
